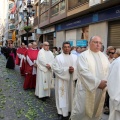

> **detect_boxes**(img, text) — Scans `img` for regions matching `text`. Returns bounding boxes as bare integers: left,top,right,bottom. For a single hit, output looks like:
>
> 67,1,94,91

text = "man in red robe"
18,43,27,76
23,42,39,89
28,43,32,50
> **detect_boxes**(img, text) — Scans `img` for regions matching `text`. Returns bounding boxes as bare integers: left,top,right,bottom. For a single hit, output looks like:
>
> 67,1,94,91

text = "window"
51,4,59,16
40,0,49,14
60,0,65,11
51,0,59,5
51,0,65,17
40,11,49,22
9,3,14,9
68,0,88,10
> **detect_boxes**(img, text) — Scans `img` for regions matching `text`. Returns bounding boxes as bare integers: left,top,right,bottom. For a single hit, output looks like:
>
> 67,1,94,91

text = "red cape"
23,49,39,89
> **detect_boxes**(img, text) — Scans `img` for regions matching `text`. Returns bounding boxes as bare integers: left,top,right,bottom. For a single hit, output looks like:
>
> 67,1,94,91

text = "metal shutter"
108,21,120,48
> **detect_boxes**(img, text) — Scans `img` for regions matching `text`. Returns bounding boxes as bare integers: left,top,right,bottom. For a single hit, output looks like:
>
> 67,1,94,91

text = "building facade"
3,0,120,50
3,0,36,47
0,0,9,46
36,0,120,51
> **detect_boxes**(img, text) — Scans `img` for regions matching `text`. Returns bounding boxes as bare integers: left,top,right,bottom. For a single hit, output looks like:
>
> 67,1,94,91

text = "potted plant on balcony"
23,26,32,32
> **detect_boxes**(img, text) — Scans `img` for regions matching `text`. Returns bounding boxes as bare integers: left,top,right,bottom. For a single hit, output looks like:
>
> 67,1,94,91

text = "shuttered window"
108,21,120,48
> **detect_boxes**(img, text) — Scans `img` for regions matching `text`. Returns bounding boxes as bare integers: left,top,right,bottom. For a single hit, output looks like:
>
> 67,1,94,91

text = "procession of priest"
1,35,120,120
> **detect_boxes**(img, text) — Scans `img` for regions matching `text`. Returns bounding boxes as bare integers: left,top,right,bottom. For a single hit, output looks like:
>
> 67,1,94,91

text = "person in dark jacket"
6,44,16,69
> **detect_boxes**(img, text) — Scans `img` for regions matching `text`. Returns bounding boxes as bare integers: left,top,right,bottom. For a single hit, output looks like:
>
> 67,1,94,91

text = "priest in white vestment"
52,41,78,119
71,36,109,120
107,48,120,120
35,42,54,101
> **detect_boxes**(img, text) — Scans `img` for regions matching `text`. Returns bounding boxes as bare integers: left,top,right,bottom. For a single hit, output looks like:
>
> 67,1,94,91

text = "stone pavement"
0,54,109,120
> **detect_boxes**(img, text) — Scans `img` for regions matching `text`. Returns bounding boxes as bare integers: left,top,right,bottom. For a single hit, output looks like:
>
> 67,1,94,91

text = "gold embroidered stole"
58,53,74,108
85,50,108,118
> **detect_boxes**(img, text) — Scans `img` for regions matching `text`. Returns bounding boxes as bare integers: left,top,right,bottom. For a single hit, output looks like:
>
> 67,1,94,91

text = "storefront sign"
56,15,92,31
43,26,55,34
76,40,88,47
99,5,120,21
56,5,120,31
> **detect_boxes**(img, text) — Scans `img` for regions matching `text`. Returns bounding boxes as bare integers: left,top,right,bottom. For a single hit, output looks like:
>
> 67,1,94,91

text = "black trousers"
104,91,109,108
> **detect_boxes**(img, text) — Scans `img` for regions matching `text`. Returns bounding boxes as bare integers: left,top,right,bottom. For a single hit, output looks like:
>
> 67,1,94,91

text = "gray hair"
89,36,101,42
115,48,120,56
89,36,96,42
43,41,49,45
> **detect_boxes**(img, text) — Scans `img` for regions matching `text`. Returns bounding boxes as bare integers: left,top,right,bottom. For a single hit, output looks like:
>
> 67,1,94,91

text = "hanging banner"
12,31,16,41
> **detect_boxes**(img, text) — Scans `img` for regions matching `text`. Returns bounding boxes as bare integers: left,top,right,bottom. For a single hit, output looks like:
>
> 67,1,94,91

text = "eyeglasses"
92,41,102,45
44,44,49,46
109,52,115,54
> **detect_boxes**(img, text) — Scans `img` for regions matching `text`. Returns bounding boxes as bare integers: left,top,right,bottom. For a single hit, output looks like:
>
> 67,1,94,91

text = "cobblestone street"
0,54,109,120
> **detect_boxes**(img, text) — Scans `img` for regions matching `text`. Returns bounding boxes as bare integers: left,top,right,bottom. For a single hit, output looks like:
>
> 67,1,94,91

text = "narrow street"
0,54,109,120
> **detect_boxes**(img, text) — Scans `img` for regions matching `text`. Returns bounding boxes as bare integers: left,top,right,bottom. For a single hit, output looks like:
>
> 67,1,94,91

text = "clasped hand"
98,80,107,90
69,66,74,74
46,64,51,69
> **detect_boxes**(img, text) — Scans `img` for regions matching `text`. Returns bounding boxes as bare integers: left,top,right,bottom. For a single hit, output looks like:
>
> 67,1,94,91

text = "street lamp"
2,35,4,46
23,2,35,46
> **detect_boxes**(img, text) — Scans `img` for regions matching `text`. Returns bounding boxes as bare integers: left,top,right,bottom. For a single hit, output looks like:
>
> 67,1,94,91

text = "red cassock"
20,47,27,76
23,49,39,89
16,47,21,65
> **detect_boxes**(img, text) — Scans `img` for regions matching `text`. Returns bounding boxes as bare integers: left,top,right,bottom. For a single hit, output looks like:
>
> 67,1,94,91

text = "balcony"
68,0,89,10
9,14,15,20
33,16,38,27
8,33,12,39
9,3,14,10
9,24,15,30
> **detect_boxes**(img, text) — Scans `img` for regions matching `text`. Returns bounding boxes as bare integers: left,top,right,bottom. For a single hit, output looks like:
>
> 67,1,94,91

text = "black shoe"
45,96,50,99
62,116,69,120
104,111,109,115
40,98,46,101
58,114,63,120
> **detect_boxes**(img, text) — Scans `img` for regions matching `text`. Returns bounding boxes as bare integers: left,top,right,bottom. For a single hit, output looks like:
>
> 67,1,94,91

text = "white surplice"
71,49,109,120
52,53,78,117
35,48,54,98
107,57,120,120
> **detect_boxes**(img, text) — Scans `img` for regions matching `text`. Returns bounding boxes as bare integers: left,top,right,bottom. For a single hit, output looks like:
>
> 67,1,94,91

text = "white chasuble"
71,49,109,120
35,48,54,98
52,53,77,117
107,57,120,120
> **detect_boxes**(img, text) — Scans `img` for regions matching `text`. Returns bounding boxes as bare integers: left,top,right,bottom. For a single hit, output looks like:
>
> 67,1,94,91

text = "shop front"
56,5,120,50
108,20,120,48
42,26,55,50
